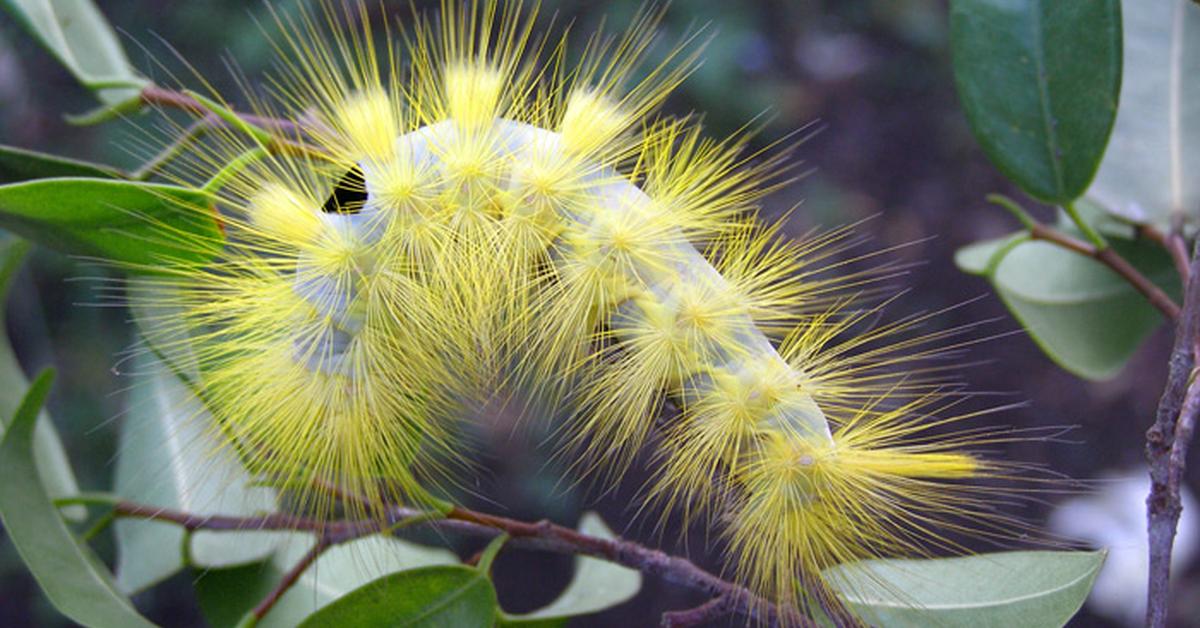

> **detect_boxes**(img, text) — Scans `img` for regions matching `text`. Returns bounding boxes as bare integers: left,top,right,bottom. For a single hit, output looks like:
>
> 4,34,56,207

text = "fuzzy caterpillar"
127,1,1022,622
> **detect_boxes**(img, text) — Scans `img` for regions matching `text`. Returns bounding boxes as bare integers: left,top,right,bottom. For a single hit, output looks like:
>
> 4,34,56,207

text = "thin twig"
660,594,734,627
253,536,330,620
1171,211,1193,283
1146,242,1200,627
138,85,329,163
444,506,829,625
986,195,1182,320
140,85,300,135
1027,223,1181,320
111,500,819,626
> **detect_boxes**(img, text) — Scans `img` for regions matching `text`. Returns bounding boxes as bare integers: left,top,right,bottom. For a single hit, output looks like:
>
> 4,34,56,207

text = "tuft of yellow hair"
128,1,1033,622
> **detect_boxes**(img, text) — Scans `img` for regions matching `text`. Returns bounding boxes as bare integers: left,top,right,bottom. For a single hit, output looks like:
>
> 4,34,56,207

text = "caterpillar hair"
122,1,1040,622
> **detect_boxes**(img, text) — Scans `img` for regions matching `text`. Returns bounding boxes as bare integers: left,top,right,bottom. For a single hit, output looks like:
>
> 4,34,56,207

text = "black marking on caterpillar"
322,166,368,214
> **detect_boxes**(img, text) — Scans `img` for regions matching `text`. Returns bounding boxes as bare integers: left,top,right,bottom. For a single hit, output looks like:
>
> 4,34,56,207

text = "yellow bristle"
559,89,629,155
248,182,322,245
444,62,506,128
123,2,1041,624
333,89,399,160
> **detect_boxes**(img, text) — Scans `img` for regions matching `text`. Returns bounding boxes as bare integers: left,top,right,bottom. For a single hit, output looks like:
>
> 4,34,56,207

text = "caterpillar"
128,1,1022,621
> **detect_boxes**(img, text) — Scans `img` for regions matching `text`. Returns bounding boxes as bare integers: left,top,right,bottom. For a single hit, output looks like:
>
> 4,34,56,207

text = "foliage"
824,551,1106,627
952,0,1198,380
950,0,1121,204
0,0,1156,626
0,370,155,628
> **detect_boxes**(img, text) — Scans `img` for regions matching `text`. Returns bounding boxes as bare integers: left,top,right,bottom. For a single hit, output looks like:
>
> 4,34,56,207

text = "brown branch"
1146,242,1200,628
253,536,330,620
140,85,301,135
112,500,822,627
1028,223,1181,320
138,85,329,163
660,594,733,627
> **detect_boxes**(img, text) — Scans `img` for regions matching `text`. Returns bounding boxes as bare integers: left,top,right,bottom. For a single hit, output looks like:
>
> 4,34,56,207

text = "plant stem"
986,196,1181,319
1062,201,1108,249
252,536,329,621
138,84,329,165
139,85,301,136
1146,241,1200,627
660,594,733,627
201,147,270,195
986,194,1037,230
1025,223,1181,320
52,492,124,507
110,499,819,626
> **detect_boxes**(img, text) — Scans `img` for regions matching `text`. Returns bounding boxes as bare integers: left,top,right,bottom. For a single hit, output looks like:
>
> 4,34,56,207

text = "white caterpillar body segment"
130,5,1012,621
295,118,834,453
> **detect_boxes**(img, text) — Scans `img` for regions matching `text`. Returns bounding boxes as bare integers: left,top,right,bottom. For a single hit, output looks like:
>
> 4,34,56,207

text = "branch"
660,594,733,627
1027,223,1181,320
111,500,823,627
986,195,1182,320
1146,241,1200,628
138,85,328,165
140,85,302,135
253,536,329,620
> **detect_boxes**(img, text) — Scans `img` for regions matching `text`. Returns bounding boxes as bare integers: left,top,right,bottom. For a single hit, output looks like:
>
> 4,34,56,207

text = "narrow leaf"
296,565,498,628
0,237,83,520
0,178,222,269
113,349,281,594
1087,0,1200,225
950,0,1122,202
0,0,146,104
196,534,459,628
0,144,123,184
825,551,1105,628
0,370,157,628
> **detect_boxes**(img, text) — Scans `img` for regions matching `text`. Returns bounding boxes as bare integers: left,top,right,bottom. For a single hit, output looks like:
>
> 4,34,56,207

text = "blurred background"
0,1,1195,626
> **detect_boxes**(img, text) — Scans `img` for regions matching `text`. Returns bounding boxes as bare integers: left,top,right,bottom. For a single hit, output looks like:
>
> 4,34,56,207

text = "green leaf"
954,233,1028,276
1087,0,1200,225
113,349,281,594
0,144,123,184
196,534,460,628
0,0,146,104
955,234,1177,380
0,237,83,521
950,0,1122,202
500,512,642,625
297,565,498,628
0,178,222,269
0,370,158,628
824,550,1105,628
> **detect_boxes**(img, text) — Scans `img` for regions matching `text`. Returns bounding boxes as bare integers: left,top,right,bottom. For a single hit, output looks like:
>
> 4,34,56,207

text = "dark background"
0,1,1194,626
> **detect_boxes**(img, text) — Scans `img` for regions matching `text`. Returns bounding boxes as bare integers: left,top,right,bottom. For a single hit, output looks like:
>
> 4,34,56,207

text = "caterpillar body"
130,1,1017,621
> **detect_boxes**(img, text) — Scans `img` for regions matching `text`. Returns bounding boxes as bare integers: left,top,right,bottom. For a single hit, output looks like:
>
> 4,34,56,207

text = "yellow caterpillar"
131,1,1014,620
